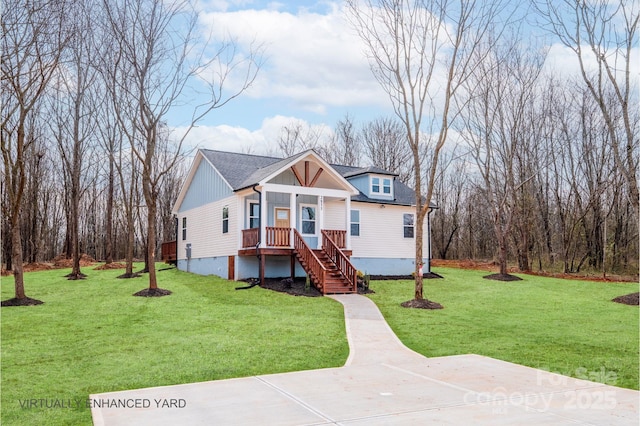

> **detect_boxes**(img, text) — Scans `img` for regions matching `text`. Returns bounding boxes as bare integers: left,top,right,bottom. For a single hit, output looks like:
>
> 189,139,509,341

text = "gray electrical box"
186,243,192,259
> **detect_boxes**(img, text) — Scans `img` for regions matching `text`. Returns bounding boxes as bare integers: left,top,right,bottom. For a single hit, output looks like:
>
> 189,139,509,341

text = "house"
168,149,435,294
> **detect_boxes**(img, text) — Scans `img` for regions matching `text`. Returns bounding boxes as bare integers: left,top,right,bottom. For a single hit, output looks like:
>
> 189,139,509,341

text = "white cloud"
543,43,640,86
197,3,388,113
173,115,332,155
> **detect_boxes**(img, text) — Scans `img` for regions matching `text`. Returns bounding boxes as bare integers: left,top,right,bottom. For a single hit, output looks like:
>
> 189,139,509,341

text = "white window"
371,177,380,193
300,205,317,235
181,217,187,240
248,202,260,229
350,210,360,236
403,213,414,238
383,178,392,194
371,176,393,196
222,206,229,234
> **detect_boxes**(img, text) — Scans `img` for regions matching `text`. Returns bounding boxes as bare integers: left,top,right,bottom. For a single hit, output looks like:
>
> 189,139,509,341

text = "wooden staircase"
312,249,355,294
293,229,356,294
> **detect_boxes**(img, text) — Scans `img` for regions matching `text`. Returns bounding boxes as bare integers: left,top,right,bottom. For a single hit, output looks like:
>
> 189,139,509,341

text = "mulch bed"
1,297,44,307
483,273,523,281
117,272,143,279
401,299,444,309
133,288,172,297
253,277,375,297
612,292,639,306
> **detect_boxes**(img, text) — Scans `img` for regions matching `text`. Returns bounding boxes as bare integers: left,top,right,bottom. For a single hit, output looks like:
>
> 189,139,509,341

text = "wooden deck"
161,228,356,294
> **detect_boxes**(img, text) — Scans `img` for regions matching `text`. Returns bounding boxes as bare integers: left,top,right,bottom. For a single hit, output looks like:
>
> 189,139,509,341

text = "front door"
275,208,290,228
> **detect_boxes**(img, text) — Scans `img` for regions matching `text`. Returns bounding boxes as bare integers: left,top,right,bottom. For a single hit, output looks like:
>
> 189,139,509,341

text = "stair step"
295,247,356,295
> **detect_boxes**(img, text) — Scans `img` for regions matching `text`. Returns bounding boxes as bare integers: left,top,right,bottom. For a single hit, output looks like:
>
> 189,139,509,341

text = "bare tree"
431,155,465,259
347,0,501,305
361,117,414,184
103,0,262,295
461,33,545,279
276,120,325,156
1,0,67,305
319,114,361,166
48,1,100,280
534,0,639,218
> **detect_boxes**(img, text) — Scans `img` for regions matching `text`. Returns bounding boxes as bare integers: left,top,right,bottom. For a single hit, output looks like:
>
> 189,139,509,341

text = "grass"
367,267,639,390
2,264,637,425
1,265,349,426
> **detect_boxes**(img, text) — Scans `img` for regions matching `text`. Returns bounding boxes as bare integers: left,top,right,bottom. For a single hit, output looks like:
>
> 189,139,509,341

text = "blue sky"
170,0,638,155
171,0,399,153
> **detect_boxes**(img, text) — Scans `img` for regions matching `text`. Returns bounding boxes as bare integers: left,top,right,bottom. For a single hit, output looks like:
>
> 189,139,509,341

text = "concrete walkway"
91,294,639,425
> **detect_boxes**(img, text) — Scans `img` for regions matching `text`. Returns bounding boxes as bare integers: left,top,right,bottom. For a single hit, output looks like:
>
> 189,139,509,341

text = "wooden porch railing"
243,227,292,248
242,228,259,248
323,229,346,248
266,227,290,247
322,230,357,292
294,229,326,293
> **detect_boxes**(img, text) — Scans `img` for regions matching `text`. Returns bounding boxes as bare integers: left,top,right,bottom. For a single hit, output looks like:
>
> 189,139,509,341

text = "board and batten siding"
349,202,427,259
178,157,233,212
176,196,238,261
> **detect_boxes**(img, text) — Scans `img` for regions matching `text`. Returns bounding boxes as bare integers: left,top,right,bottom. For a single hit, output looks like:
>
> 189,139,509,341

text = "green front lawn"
2,265,637,425
368,267,639,390
1,266,348,426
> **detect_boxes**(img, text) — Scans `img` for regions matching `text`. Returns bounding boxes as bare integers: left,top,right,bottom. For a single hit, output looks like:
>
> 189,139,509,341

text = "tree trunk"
414,207,426,300
497,230,508,276
11,221,26,299
125,208,135,276
147,202,157,290
105,153,114,264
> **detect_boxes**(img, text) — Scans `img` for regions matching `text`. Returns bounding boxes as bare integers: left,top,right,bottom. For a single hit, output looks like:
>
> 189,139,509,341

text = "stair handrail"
293,229,326,291
321,230,357,292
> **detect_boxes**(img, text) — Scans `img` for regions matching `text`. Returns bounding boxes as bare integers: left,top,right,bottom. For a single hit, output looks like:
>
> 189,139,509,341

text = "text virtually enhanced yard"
1,265,638,425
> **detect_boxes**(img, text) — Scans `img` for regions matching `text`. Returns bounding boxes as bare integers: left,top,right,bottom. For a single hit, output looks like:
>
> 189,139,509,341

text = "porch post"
290,192,296,248
318,196,324,250
345,196,351,250
260,190,267,248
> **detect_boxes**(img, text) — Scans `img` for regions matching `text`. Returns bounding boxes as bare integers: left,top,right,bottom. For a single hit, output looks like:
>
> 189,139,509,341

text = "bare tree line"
1,0,637,305
1,0,261,302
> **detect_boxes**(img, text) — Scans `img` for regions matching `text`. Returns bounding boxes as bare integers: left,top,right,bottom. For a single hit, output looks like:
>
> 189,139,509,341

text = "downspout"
252,185,262,281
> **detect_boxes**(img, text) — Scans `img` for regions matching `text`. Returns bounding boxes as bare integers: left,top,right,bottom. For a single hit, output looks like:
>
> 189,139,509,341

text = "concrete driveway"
91,294,639,425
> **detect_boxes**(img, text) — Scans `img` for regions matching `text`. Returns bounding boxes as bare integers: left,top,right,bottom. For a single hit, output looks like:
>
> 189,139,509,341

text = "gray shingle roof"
200,149,281,190
199,149,434,207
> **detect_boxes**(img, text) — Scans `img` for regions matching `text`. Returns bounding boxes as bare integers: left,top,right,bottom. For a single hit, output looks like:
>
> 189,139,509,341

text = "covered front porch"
238,227,357,294
233,152,359,294
239,228,348,254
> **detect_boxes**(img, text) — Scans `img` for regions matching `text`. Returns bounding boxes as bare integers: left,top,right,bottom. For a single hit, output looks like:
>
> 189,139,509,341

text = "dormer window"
370,175,393,197
372,177,380,193
382,178,391,194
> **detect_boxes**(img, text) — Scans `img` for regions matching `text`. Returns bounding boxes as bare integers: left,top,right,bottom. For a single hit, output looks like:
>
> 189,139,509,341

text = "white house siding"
176,196,238,277
323,199,347,231
349,202,428,275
